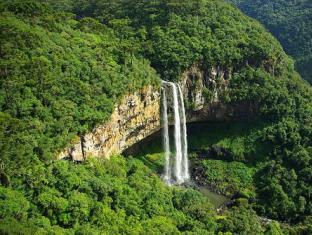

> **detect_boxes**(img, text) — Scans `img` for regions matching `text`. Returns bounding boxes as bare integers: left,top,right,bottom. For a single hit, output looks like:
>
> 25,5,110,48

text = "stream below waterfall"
198,186,229,208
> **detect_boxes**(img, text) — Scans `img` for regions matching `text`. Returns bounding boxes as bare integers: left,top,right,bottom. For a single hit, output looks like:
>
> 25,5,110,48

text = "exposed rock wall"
179,64,254,122
179,64,231,110
59,64,255,160
58,86,161,160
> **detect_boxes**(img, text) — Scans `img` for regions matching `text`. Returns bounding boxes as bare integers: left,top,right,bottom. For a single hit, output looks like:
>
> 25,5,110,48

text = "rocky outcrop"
59,64,255,160
179,64,254,122
58,86,161,160
180,64,231,110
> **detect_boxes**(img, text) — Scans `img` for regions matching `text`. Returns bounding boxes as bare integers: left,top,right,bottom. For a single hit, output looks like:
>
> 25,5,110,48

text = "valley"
0,0,311,234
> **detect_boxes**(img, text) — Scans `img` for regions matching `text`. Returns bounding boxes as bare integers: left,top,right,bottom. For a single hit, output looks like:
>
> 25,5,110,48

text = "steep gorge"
1,1,311,233
59,64,256,161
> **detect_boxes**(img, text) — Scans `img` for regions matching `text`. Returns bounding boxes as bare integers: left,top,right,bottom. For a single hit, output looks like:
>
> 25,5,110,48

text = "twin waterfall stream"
161,81,189,185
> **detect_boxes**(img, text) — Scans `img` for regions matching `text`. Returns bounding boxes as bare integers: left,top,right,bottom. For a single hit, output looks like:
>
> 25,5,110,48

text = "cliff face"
58,86,161,160
59,65,255,160
180,64,255,122
180,64,230,111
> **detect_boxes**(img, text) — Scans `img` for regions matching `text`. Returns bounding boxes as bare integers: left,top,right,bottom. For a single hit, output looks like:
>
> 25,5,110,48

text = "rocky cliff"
59,65,255,160
179,64,255,122
58,86,161,160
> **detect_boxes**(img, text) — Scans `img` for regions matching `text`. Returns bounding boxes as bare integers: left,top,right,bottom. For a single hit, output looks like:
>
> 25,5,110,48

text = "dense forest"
228,0,312,82
0,0,311,234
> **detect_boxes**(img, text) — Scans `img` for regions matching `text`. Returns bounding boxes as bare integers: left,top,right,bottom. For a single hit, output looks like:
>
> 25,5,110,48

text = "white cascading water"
178,84,189,180
161,80,189,185
162,87,171,184
171,82,183,184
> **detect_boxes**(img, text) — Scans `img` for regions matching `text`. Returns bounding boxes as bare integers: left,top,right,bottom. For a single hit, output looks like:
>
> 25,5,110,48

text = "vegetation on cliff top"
58,0,289,80
0,0,311,233
0,0,159,164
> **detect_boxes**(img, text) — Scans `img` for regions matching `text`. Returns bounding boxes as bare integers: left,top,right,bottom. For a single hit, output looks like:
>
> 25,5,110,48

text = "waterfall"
162,87,171,184
178,85,189,180
161,81,189,185
171,83,183,184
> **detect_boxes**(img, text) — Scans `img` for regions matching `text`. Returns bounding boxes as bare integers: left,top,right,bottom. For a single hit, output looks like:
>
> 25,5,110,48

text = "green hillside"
228,0,312,82
0,0,311,234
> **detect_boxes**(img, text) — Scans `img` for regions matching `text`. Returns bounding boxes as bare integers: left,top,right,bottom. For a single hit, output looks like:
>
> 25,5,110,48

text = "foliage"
193,118,311,223
48,0,287,81
0,0,311,233
228,0,312,82
0,1,159,168
201,159,255,197
0,156,224,234
188,115,311,223
218,202,264,235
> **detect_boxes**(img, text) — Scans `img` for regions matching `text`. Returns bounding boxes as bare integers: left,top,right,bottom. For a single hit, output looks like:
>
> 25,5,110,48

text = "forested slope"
0,0,311,234
0,0,159,167
228,0,312,82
